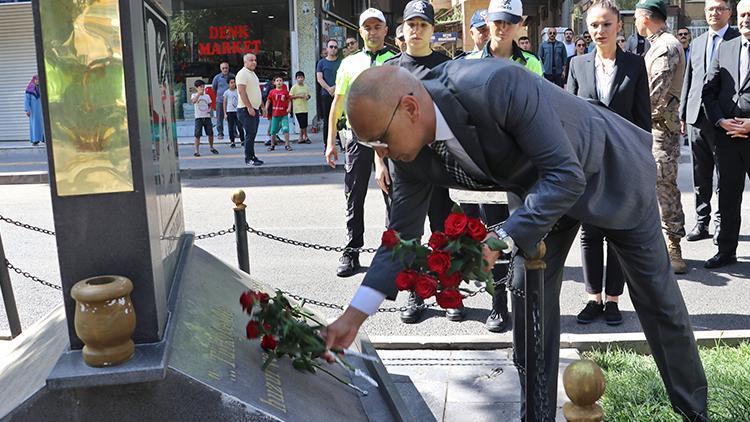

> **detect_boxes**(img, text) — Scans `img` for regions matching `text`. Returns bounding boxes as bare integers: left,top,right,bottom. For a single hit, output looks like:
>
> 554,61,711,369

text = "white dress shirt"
594,55,616,105
706,24,729,68
741,39,750,87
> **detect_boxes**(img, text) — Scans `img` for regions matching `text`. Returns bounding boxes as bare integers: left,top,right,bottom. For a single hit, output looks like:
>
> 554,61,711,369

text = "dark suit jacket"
362,59,657,298
680,27,740,125
702,36,750,143
566,49,651,131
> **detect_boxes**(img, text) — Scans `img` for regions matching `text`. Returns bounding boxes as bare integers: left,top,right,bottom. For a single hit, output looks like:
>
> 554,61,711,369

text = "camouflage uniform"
644,29,686,239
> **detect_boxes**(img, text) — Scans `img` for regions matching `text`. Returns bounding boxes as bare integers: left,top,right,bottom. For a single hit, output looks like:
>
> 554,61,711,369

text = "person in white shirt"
236,53,265,166
563,28,576,57
223,77,244,148
190,80,218,157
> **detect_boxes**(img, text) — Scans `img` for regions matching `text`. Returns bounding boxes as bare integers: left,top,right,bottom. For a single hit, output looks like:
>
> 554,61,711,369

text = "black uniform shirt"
384,51,451,77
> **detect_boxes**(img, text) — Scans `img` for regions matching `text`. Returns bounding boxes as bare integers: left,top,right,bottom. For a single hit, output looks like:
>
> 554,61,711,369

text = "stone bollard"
562,359,606,422
233,190,250,273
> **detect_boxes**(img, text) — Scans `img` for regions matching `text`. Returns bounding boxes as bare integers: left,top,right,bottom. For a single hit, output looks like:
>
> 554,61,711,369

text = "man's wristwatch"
494,228,515,252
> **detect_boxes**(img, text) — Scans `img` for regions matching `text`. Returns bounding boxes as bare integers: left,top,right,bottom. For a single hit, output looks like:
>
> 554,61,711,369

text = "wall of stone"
293,0,319,123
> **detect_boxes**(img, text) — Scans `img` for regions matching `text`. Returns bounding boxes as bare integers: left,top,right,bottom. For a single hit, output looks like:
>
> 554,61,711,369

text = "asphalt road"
1,162,750,339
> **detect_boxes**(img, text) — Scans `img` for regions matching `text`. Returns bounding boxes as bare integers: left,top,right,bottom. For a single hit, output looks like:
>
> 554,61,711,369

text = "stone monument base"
0,244,408,421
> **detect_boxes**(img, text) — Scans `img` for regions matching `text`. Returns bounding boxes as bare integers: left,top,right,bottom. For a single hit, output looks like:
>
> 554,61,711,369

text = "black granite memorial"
0,0,409,420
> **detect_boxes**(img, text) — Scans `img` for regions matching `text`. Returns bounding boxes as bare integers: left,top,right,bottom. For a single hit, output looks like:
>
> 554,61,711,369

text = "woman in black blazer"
566,0,651,326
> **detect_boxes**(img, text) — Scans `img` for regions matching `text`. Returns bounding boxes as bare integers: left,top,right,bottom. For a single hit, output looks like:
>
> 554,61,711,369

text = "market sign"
431,32,458,43
199,25,262,56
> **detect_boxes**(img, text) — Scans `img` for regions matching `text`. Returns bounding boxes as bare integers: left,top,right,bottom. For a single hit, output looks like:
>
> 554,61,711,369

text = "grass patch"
582,341,750,421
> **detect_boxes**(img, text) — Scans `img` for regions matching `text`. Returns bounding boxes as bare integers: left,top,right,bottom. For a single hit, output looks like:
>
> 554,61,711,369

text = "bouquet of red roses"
240,289,379,395
381,205,506,309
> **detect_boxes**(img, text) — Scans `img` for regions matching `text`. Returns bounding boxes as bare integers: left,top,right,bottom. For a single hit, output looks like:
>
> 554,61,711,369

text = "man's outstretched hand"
321,306,369,362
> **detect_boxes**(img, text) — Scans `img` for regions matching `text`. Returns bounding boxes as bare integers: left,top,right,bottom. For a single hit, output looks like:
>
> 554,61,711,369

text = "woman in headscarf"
24,75,44,145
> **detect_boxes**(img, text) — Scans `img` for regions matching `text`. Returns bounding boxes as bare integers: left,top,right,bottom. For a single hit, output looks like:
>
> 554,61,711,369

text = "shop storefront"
170,1,292,121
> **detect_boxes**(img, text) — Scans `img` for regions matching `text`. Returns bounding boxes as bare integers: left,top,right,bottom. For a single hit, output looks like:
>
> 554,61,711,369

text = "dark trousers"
321,94,334,151
215,102,225,136
427,186,454,233
238,107,259,161
226,112,244,144
689,115,720,228
462,203,511,283
580,224,625,297
344,137,390,250
715,138,750,255
543,73,563,87
512,203,707,420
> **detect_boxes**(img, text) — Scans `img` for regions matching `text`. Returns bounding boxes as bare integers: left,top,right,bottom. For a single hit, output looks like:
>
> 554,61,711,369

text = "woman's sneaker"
576,300,604,324
604,301,623,326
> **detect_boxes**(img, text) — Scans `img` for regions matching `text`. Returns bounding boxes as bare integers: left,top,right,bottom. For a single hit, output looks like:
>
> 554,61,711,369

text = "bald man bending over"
323,62,708,420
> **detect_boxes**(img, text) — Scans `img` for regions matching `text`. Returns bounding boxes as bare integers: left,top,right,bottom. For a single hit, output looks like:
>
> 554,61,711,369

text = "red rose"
414,275,438,299
427,250,451,275
428,231,448,250
467,217,487,242
381,229,400,248
246,321,261,339
262,322,271,332
261,335,278,350
395,269,419,291
436,289,464,309
255,292,270,304
439,271,462,289
444,213,468,238
240,291,254,311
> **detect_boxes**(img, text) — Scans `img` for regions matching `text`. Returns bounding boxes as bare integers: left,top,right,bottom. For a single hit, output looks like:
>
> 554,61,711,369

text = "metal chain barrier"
0,214,56,236
246,226,378,254
4,259,62,291
195,226,236,240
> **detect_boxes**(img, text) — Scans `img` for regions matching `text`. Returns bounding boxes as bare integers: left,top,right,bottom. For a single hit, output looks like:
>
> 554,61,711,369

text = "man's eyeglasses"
705,6,730,12
677,32,690,36
357,92,413,149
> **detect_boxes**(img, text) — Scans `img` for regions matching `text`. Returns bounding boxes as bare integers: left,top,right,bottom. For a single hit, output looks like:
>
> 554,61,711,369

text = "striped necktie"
430,140,492,189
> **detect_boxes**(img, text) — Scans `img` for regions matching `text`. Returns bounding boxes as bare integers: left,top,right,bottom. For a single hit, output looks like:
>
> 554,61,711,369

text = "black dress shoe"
686,224,710,241
576,301,604,324
485,284,510,332
400,291,424,324
446,306,465,322
336,253,360,277
704,253,737,269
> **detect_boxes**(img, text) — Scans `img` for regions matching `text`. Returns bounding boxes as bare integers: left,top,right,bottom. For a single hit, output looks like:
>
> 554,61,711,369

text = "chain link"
246,226,378,254
0,214,56,236
195,226,236,240
4,259,62,291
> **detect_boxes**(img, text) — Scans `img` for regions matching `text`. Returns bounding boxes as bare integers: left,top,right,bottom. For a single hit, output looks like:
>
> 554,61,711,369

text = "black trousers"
321,94,334,151
427,186,453,233
344,137,390,251
226,112,244,143
543,73,563,87
689,115,720,228
580,224,625,297
512,203,707,420
715,138,750,255
238,107,259,161
462,204,511,283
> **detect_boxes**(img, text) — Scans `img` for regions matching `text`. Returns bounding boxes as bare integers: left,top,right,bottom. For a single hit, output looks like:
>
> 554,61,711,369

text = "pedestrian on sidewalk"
289,71,311,144
317,39,341,151
24,75,44,146
211,62,235,140
538,27,567,86
265,77,293,151
236,53,264,166
191,80,218,157
636,0,688,274
223,77,244,149
567,0,651,326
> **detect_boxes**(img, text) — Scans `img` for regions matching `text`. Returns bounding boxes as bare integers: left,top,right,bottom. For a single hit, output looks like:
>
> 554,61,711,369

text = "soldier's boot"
668,237,688,274
485,282,510,332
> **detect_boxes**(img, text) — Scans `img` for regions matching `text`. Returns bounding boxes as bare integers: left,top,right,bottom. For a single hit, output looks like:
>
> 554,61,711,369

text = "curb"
0,164,344,185
370,330,750,353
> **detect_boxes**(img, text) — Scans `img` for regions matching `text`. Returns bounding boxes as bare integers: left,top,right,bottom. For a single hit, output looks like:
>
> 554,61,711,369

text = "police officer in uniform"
325,9,396,277
635,0,688,274
454,9,489,59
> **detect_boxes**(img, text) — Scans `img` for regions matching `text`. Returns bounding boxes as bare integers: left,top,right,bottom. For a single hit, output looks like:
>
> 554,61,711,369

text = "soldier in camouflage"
635,0,688,274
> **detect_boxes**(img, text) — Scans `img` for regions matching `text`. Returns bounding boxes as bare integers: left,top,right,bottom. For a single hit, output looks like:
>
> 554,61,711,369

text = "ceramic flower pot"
70,275,136,367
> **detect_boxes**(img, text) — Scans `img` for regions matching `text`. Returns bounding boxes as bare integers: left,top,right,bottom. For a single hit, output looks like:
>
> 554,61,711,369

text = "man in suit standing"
680,0,737,244
322,62,708,421
636,0,689,274
701,0,750,268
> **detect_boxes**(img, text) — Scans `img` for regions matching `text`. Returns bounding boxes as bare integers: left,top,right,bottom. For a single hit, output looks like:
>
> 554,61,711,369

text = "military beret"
635,0,667,21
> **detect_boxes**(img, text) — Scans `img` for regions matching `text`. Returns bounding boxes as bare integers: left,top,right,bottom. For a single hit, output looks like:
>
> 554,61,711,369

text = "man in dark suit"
701,0,750,268
680,0,737,243
323,61,708,420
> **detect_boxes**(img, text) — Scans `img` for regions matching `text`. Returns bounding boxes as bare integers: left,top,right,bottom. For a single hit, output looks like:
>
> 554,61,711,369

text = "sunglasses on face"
347,41,357,46
677,32,689,36
576,43,586,47
328,45,338,48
